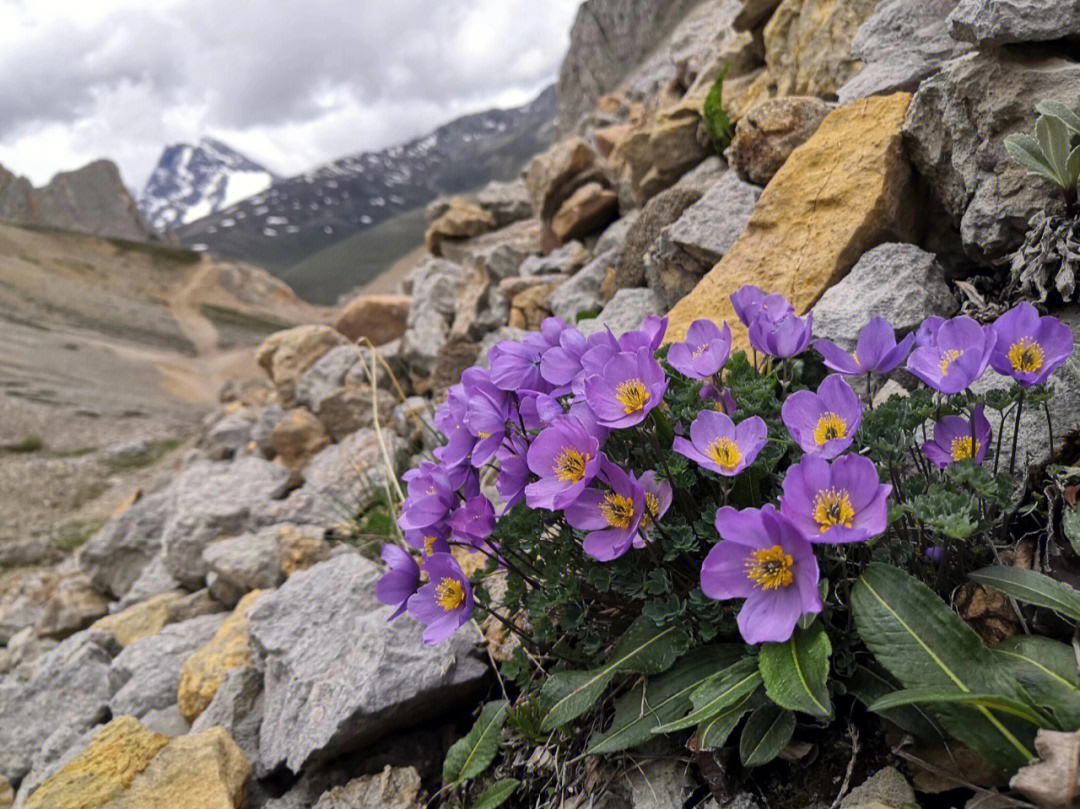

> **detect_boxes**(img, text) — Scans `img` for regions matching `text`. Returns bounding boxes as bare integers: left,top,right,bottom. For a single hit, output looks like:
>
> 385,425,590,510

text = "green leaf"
1068,143,1080,188
1038,114,1072,187
848,664,944,741
970,566,1080,621
995,635,1080,729
587,645,743,754
702,64,733,153
758,620,833,718
851,563,1037,774
1005,133,1062,187
1037,99,1080,136
653,657,761,733
1062,504,1080,556
471,779,520,809
697,689,758,750
540,617,691,731
868,689,1054,728
739,703,795,767
443,700,510,785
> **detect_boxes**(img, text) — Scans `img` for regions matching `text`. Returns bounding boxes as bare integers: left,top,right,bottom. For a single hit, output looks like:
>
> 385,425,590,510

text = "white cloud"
0,0,580,188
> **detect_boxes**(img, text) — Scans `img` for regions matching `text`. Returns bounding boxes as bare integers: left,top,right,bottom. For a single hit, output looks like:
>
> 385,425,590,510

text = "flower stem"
1009,389,1025,477
1046,400,1055,461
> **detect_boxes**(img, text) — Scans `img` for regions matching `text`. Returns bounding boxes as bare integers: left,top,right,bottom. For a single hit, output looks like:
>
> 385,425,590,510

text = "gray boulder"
663,171,761,266
595,211,640,257
139,705,191,736
903,51,1080,266
252,403,286,458
550,248,617,323
108,613,225,718
161,457,292,588
202,527,284,604
519,240,590,277
294,345,363,413
949,0,1080,47
579,288,664,338
114,554,182,610
838,0,971,103
79,491,171,598
476,179,532,227
203,409,256,460
398,257,465,377
812,243,958,347
249,553,487,773
191,665,264,772
0,629,116,782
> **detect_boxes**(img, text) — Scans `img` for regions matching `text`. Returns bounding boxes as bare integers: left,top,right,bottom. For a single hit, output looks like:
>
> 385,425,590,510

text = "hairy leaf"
471,779,520,809
739,703,795,767
995,635,1080,729
443,700,510,785
588,644,743,753
852,563,1037,774
1006,133,1063,188
1037,99,1080,136
970,566,1080,622
653,657,761,733
697,689,758,750
758,620,833,718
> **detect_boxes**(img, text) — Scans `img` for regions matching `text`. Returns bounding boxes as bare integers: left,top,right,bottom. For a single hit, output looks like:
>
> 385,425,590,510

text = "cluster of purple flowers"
377,280,1072,646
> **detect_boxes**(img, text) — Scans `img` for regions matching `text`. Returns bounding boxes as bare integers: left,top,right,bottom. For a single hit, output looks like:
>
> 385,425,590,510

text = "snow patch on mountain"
139,138,276,231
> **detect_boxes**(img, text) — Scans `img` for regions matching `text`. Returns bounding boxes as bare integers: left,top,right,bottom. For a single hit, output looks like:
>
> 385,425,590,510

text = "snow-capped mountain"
174,86,557,276
139,138,277,231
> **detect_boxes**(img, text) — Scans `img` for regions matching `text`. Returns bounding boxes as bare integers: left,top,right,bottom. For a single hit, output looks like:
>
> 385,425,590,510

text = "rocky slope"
173,87,558,281
139,138,278,232
6,0,1080,807
0,159,157,242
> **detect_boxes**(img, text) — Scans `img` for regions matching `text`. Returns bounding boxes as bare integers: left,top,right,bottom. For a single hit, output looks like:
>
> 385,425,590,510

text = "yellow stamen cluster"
813,412,848,446
692,344,709,358
706,437,742,470
553,447,590,483
615,379,651,414
939,349,963,375
423,536,437,556
600,493,636,529
435,577,466,611
949,436,980,462
642,492,660,528
813,488,855,532
1008,337,1044,373
746,545,795,590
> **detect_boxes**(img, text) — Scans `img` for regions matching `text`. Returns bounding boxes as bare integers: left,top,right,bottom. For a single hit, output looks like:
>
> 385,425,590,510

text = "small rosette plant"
373,286,1079,797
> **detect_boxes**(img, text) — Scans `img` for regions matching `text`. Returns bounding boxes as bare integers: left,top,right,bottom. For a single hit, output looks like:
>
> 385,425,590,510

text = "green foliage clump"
702,65,734,154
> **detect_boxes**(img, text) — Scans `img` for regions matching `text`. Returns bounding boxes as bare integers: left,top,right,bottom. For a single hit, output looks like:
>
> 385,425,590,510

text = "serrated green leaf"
443,700,509,785
995,635,1080,729
540,617,691,731
758,621,833,718
1037,99,1080,136
653,657,761,733
587,644,743,754
848,664,945,741
471,779,520,809
868,688,1054,728
697,689,758,750
852,563,1036,774
739,703,795,767
970,566,1080,621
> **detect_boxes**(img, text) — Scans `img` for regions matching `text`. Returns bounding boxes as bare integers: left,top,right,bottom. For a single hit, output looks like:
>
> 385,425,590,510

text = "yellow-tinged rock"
90,590,217,647
665,94,917,348
104,728,250,809
0,776,13,808
23,716,170,809
764,0,880,97
177,590,264,722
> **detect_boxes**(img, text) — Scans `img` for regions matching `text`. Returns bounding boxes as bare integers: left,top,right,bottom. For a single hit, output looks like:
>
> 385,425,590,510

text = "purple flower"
988,302,1074,387
462,368,510,467
701,504,822,644
673,410,767,476
448,495,496,547
748,310,814,358
398,462,457,532
668,319,732,379
618,315,668,353
404,525,451,557
376,545,420,621
700,384,738,415
781,374,862,459
407,553,474,645
540,326,588,393
914,316,945,347
906,316,996,394
922,406,992,468
433,385,475,470
524,416,602,510
814,318,915,377
636,470,672,546
495,434,530,513
779,455,891,544
565,461,647,560
730,285,794,328
583,348,668,428
488,339,545,392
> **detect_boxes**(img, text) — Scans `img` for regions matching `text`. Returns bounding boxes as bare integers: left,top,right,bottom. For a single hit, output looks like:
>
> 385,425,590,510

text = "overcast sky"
0,0,580,190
